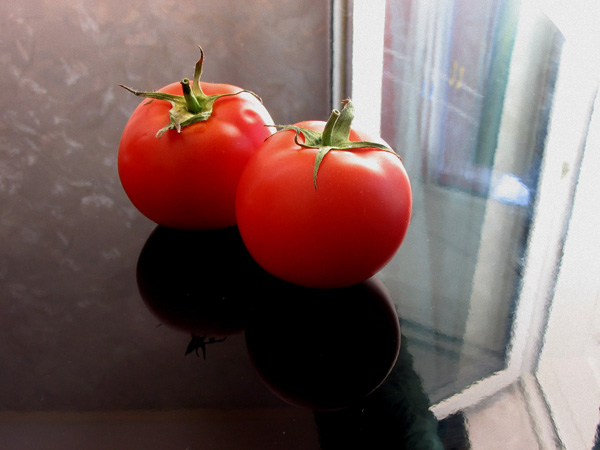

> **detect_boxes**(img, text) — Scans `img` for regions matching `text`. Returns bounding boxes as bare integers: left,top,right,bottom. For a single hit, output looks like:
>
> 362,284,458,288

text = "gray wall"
0,0,330,411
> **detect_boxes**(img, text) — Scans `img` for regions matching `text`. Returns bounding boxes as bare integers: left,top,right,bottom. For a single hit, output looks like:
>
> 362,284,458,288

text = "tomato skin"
118,81,274,230
235,122,412,289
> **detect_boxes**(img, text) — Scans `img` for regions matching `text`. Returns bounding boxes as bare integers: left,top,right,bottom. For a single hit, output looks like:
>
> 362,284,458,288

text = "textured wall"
0,0,330,411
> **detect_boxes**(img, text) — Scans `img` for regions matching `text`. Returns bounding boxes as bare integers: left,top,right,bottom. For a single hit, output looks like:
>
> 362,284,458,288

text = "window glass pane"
378,0,563,403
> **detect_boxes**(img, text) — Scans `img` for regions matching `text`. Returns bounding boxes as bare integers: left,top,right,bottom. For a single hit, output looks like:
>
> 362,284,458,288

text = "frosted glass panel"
378,0,563,402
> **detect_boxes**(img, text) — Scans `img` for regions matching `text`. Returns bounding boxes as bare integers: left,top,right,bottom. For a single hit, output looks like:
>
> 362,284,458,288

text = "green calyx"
119,46,262,138
272,100,400,189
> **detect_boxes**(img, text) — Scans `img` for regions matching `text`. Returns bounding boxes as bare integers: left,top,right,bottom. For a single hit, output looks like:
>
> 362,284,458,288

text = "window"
335,0,600,446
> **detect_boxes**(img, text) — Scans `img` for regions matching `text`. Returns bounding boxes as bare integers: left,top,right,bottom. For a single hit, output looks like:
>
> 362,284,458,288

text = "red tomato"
235,102,412,288
118,50,274,230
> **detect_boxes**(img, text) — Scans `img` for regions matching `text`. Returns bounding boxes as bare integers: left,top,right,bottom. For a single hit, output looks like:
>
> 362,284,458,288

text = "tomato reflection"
136,226,402,411
136,225,263,338
245,277,401,411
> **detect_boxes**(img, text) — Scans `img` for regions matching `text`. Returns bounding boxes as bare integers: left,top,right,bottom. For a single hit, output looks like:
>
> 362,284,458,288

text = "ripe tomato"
118,48,275,230
235,101,412,288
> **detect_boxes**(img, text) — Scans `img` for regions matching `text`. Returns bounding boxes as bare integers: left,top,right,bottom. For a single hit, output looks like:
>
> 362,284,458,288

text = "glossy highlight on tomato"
118,48,275,230
235,101,412,288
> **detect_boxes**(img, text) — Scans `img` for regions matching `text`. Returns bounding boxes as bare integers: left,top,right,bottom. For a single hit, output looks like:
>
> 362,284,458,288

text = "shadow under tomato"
136,225,267,341
244,276,401,411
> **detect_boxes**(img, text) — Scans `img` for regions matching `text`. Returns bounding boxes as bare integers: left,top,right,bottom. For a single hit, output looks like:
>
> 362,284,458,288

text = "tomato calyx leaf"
119,46,262,138
270,100,400,189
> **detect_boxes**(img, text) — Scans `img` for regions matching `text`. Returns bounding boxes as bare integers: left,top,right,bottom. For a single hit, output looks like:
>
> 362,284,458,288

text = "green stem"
270,100,400,190
321,109,341,147
119,46,264,137
331,100,354,145
181,78,201,114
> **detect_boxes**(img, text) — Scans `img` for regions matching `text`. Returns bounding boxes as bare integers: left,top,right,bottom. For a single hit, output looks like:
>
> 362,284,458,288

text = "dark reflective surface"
136,225,403,412
315,341,445,450
137,226,261,340
245,276,401,412
133,225,448,448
